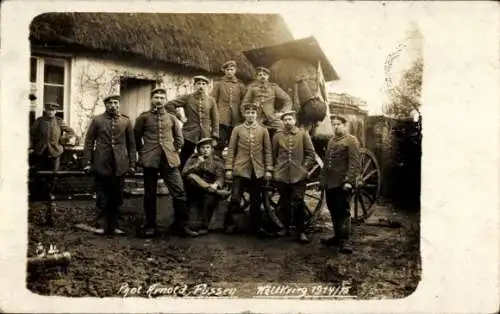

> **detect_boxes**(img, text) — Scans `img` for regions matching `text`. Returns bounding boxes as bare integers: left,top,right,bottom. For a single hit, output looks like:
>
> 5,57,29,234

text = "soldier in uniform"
166,75,219,168
182,137,227,235
211,60,246,149
242,66,293,139
82,95,136,235
134,88,198,238
320,114,361,254
224,103,273,237
30,102,76,226
272,110,316,243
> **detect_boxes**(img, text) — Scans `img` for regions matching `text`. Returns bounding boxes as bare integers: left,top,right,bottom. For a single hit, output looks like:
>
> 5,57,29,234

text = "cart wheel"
350,148,381,223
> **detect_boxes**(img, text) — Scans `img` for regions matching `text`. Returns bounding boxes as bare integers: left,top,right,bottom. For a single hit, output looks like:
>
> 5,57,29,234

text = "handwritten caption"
118,283,237,298
255,281,355,298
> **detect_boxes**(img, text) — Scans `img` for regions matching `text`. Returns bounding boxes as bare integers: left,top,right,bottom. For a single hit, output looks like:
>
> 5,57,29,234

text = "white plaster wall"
69,55,216,139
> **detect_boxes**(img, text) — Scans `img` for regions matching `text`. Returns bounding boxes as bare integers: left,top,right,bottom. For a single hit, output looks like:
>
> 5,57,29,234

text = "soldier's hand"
225,170,232,181
128,167,136,174
197,155,206,163
83,165,92,174
343,183,353,191
264,171,272,181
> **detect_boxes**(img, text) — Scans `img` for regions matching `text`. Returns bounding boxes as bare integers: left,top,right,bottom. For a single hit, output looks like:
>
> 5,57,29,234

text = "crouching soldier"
134,88,198,238
272,110,316,243
320,114,361,254
30,102,76,226
82,94,136,235
224,103,273,237
182,137,228,235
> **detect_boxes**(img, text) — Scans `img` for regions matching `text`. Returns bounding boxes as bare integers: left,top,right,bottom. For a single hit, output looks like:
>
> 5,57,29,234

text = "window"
30,55,70,120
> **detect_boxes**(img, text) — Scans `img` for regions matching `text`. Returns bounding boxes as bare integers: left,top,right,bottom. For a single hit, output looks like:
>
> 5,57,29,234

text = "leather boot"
171,199,198,237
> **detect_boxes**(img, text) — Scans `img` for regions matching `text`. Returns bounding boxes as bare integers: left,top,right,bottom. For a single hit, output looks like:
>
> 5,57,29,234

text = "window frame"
30,55,71,122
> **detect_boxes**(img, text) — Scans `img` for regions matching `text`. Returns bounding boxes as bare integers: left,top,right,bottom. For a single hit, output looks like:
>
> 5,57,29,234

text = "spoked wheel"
350,148,382,223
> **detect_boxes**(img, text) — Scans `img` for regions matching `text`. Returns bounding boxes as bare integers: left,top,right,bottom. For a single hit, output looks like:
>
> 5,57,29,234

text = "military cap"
193,75,210,84
196,137,215,148
243,103,259,112
44,102,59,110
255,66,271,75
280,110,297,120
103,94,120,103
330,114,347,124
221,60,237,70
151,87,167,96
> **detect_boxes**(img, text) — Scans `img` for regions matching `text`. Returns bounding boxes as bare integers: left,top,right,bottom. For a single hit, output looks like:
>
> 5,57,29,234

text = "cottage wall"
68,55,220,139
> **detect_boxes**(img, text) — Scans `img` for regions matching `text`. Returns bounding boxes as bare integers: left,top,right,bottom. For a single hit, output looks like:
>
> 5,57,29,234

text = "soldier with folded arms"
82,94,136,235
182,137,227,235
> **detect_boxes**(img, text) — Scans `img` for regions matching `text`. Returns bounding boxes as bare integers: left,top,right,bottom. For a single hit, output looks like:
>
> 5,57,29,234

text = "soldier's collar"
193,91,206,99
243,121,258,129
284,126,299,134
151,106,166,114
223,76,239,83
105,111,120,119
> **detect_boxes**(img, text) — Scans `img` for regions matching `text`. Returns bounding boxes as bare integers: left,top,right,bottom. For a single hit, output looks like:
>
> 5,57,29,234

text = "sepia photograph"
1,1,499,313
25,10,421,299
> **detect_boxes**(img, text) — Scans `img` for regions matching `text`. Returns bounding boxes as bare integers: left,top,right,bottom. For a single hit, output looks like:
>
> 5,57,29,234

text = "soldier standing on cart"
82,95,136,235
271,110,316,243
320,114,361,254
30,102,76,226
242,66,293,139
224,102,273,237
134,88,198,238
182,137,227,235
211,60,246,150
166,75,219,168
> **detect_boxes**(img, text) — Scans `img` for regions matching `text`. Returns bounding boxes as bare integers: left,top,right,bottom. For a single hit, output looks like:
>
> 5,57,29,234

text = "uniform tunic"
211,76,246,126
30,115,75,158
320,133,361,241
82,112,136,177
134,107,184,169
242,81,293,129
272,126,316,184
166,91,219,144
320,134,361,189
225,121,273,179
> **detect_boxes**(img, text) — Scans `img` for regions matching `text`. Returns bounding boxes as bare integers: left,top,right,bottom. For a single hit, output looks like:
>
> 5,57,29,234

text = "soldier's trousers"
226,174,264,232
218,124,233,149
185,179,218,229
143,152,187,229
94,175,124,233
30,150,60,223
325,187,352,240
179,140,196,169
276,181,307,233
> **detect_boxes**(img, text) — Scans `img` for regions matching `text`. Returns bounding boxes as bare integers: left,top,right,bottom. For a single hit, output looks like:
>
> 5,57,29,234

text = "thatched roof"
243,36,339,82
29,13,294,81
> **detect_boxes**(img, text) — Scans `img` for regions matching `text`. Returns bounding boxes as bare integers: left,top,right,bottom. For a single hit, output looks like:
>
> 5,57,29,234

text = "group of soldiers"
30,60,360,254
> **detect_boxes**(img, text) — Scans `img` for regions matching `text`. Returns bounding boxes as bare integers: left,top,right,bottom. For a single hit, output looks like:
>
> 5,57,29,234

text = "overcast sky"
280,3,421,114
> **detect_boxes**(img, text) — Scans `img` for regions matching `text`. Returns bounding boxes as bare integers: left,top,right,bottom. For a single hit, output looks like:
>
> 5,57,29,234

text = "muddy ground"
27,197,420,299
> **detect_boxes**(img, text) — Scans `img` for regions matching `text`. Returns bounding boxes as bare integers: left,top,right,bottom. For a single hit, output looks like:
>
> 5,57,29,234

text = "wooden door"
120,78,155,122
